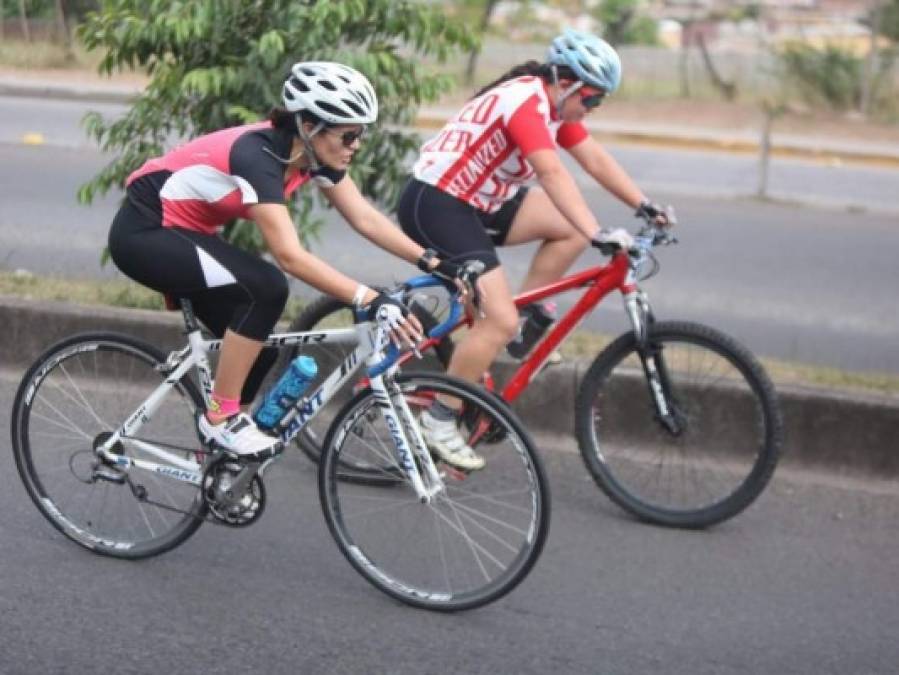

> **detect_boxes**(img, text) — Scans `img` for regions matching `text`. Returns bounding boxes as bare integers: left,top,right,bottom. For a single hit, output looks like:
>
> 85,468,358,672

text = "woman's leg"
206,331,264,421
445,266,519,383
110,204,287,454
502,187,590,292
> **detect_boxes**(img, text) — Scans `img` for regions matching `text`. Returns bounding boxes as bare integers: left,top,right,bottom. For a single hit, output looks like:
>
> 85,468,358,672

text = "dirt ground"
4,65,899,145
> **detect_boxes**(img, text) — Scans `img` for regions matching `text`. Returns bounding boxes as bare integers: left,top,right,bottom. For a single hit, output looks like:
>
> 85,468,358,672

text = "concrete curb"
3,78,899,169
3,294,898,478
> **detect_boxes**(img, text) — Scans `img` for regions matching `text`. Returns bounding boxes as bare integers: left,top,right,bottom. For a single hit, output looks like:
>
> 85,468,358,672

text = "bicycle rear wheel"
319,373,550,611
575,321,783,528
11,333,207,558
287,294,453,475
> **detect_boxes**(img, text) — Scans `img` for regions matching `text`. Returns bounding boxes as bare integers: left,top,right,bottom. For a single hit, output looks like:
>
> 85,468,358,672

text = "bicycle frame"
408,251,647,404
93,305,447,502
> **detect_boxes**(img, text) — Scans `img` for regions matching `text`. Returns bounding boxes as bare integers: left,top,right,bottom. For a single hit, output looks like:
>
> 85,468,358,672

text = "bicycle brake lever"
458,260,486,318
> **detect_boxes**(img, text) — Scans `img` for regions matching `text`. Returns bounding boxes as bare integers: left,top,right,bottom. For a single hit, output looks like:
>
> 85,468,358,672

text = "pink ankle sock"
208,393,240,422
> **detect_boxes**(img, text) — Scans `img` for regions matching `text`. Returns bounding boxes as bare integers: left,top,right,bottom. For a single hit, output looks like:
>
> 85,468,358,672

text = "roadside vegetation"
0,270,307,322
2,270,896,398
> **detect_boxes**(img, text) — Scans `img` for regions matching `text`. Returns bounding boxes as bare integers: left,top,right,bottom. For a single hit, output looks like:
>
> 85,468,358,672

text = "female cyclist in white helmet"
397,30,674,471
109,61,460,459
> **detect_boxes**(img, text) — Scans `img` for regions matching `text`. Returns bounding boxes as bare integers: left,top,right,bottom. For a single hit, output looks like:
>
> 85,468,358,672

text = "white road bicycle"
10,274,551,612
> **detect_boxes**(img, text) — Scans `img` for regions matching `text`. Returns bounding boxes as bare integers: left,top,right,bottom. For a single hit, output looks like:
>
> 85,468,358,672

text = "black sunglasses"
328,127,366,147
580,92,606,110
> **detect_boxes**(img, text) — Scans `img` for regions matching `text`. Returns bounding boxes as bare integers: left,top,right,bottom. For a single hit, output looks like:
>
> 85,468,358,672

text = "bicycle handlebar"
365,274,468,378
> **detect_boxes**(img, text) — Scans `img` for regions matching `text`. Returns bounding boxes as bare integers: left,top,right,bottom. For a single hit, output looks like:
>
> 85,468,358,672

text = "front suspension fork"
623,290,684,435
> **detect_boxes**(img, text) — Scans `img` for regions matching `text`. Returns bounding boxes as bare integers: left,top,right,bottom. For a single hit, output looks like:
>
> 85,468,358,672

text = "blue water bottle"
253,355,318,429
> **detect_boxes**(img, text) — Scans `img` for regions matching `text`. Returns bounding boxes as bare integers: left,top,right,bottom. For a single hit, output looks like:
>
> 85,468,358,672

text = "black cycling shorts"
397,178,527,274
108,191,288,403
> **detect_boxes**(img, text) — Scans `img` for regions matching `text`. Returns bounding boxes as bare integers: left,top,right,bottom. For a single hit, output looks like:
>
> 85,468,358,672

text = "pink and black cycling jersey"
412,76,589,214
126,121,319,235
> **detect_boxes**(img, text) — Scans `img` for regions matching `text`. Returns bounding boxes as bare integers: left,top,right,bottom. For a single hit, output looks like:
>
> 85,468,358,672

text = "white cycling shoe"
420,409,486,471
198,412,283,459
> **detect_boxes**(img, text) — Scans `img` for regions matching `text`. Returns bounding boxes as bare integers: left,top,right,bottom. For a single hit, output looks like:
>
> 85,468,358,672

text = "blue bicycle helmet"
547,29,622,93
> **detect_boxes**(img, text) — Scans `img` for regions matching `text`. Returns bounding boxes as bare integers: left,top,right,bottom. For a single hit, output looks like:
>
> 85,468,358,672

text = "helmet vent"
317,101,348,118
344,99,365,116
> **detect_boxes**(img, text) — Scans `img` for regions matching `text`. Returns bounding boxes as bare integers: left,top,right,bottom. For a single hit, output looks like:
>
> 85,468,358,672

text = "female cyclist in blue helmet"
396,29,674,471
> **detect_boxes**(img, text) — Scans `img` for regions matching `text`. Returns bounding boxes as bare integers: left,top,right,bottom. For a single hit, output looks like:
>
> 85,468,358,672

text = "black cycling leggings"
109,198,288,404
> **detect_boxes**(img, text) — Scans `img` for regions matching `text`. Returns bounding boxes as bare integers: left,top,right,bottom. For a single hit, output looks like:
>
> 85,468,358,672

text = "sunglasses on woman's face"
328,127,366,148
580,91,607,110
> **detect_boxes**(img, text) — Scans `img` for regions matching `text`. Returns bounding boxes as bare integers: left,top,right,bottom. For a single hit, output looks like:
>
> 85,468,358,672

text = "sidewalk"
3,69,899,168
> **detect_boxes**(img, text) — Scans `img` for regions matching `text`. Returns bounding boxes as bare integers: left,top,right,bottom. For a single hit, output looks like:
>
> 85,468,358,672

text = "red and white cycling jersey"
412,76,589,213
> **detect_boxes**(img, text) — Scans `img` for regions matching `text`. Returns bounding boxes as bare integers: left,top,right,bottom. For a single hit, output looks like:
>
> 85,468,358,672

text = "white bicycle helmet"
547,29,622,93
282,61,378,125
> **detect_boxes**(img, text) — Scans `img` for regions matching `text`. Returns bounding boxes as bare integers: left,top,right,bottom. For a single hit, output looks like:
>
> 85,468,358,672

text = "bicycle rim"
11,333,206,558
576,321,783,528
319,374,550,611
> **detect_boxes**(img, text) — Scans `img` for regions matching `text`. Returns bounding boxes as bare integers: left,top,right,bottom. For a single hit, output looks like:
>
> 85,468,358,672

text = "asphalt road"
2,95,899,213
2,368,898,674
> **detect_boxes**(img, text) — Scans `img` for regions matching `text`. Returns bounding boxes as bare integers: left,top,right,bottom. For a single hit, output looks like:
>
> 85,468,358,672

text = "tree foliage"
76,0,475,251
880,0,899,43
594,0,657,46
776,43,863,111
1,0,97,20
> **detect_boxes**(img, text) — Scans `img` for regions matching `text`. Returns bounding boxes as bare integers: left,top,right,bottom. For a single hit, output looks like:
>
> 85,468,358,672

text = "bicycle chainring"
202,456,266,527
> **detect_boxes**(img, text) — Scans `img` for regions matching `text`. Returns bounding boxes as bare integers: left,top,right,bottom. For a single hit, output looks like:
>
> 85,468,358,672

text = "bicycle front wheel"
319,373,550,611
11,333,207,558
575,321,783,528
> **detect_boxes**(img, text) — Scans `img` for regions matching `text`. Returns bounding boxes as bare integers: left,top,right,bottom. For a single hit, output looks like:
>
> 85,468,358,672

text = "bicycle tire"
287,295,453,474
11,332,207,558
319,372,550,611
575,321,783,528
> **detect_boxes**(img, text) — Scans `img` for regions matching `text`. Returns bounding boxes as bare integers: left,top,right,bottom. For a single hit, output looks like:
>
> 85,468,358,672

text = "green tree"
776,43,862,111
76,0,475,253
879,0,899,42
595,0,657,46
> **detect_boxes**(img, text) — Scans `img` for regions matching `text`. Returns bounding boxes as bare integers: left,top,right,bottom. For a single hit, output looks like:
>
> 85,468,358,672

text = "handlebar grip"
427,298,464,340
365,273,465,377
367,343,401,379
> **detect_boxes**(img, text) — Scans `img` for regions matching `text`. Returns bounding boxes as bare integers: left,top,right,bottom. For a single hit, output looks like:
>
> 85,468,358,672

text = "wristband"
416,248,438,273
352,284,371,309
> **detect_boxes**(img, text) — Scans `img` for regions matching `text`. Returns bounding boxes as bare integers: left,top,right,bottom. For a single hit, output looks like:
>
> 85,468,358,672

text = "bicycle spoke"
322,374,549,610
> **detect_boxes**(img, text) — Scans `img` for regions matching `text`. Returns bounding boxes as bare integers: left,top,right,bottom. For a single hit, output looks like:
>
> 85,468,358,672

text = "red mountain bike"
287,225,784,529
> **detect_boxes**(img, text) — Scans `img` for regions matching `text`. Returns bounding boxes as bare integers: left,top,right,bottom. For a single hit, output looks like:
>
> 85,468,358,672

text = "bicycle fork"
369,375,445,503
623,290,685,436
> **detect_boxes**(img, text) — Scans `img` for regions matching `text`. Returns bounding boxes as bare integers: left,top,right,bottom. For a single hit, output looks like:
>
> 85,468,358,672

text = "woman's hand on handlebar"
362,290,423,349
635,199,677,228
426,258,488,317
591,228,635,256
